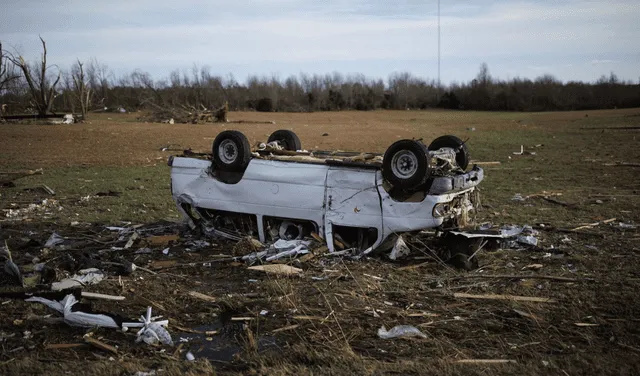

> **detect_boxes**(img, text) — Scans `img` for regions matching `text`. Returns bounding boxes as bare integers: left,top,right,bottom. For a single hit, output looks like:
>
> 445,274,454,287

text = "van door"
324,167,383,252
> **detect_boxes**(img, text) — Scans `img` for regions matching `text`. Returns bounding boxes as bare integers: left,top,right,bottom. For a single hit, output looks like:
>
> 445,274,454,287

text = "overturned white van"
169,130,483,254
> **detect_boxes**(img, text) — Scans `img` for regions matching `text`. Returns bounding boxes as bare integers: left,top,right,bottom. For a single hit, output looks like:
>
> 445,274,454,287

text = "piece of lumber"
292,315,324,320
540,196,574,207
83,335,118,354
81,292,125,301
41,184,55,195
272,324,300,333
571,218,616,231
455,359,517,364
188,291,216,303
45,343,85,350
453,292,556,303
247,264,302,275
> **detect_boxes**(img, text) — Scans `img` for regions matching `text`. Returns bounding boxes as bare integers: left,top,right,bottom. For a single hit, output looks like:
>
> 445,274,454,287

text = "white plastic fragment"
51,268,104,291
62,114,74,124
377,325,428,339
516,235,538,246
512,193,525,201
389,236,410,260
186,351,195,361
135,247,153,254
133,371,157,376
106,226,128,232
45,233,64,248
271,239,310,252
25,294,120,328
132,307,174,346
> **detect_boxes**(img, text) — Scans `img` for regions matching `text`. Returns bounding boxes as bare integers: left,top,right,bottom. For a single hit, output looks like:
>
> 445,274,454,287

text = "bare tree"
86,57,111,107
1,42,21,117
6,37,61,115
1,43,19,94
71,59,92,119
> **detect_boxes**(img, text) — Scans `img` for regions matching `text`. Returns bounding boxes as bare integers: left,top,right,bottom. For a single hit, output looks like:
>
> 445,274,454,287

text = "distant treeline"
1,41,639,115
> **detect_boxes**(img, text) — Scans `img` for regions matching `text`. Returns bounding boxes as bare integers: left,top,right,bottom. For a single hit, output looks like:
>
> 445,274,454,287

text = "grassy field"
1,108,639,375
1,108,639,225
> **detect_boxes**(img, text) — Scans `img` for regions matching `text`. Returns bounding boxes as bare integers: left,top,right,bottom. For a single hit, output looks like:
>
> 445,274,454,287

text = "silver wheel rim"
391,150,419,178
218,139,238,164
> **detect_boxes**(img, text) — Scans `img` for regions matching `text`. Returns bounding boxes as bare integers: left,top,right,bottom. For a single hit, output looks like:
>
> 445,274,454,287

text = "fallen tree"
141,101,228,124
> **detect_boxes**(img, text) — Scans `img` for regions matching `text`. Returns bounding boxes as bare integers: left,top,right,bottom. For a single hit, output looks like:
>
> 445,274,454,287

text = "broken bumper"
429,165,484,195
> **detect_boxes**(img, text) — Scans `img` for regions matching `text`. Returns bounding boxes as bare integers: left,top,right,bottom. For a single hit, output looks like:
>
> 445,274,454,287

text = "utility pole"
437,0,441,102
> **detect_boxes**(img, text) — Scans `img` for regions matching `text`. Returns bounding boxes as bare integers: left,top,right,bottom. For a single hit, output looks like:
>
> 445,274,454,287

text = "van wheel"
382,139,430,190
212,130,252,172
428,135,470,170
267,130,302,151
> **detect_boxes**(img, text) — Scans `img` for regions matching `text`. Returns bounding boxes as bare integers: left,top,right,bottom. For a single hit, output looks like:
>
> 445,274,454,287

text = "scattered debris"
51,268,104,291
377,325,428,339
1,242,23,286
44,233,65,248
618,222,636,229
3,199,63,220
450,224,539,248
389,236,410,260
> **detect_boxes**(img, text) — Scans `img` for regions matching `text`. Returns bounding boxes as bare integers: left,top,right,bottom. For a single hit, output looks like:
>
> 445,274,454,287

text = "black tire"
267,130,302,151
382,139,430,190
212,130,252,172
428,135,470,170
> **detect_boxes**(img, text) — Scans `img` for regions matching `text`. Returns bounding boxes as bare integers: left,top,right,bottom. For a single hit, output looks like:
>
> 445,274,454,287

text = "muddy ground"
1,109,639,375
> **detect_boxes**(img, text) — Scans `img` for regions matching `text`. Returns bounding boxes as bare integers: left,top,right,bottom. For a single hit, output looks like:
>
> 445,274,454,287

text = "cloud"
0,0,638,82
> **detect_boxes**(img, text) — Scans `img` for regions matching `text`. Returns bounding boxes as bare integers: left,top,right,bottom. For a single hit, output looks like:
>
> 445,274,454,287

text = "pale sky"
2,0,639,84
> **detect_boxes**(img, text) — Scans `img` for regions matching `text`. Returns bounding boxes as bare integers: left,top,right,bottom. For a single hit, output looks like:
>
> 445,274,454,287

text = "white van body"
170,155,483,254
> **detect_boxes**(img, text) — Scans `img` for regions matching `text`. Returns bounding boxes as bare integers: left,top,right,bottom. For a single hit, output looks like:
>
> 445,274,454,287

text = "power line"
438,0,441,90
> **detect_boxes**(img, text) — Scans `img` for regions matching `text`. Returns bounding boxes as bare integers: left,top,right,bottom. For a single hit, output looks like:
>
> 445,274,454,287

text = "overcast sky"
2,0,639,84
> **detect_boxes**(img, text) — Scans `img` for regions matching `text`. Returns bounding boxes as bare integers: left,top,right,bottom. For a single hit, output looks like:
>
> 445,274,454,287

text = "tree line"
1,39,639,118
